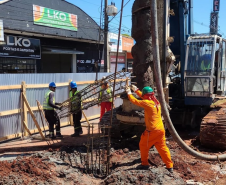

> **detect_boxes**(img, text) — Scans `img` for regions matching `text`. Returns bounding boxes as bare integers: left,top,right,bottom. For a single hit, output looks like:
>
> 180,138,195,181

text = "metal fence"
0,73,123,141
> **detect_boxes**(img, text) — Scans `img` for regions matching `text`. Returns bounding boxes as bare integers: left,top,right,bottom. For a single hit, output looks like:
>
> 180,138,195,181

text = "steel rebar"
107,0,125,175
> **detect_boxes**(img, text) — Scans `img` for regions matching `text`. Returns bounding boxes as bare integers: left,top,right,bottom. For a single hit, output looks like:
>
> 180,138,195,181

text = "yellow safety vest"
201,60,210,71
70,90,81,111
99,87,112,102
43,90,55,110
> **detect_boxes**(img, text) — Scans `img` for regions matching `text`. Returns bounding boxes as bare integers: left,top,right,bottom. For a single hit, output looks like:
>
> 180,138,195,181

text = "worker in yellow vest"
43,82,63,139
69,81,82,137
200,54,211,71
98,81,113,120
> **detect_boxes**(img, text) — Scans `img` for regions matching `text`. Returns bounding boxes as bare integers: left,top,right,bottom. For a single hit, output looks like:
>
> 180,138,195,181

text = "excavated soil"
1,128,226,184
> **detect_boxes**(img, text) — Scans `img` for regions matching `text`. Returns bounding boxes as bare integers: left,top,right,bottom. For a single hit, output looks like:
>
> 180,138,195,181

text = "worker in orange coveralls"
126,85,173,173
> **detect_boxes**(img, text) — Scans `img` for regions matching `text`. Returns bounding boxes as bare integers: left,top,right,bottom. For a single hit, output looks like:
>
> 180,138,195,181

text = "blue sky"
0,0,225,37
66,0,226,37
67,0,134,35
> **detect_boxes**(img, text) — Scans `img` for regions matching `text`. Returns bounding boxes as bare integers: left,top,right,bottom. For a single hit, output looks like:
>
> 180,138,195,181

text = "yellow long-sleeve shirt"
128,90,164,131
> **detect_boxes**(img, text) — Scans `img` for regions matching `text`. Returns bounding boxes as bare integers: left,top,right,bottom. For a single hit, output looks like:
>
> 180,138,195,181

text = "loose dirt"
1,127,226,185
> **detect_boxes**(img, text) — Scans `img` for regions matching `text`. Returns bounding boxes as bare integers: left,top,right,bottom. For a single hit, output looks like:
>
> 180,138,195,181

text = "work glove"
126,86,132,95
131,85,138,92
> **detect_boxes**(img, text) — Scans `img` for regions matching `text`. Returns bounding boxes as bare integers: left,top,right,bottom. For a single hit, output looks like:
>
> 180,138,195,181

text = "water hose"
150,0,226,161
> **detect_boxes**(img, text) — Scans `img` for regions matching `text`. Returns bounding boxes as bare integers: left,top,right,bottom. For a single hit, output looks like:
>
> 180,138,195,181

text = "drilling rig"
101,0,226,151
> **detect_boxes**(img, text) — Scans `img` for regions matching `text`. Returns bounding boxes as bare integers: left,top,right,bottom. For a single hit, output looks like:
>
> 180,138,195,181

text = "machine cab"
184,35,226,105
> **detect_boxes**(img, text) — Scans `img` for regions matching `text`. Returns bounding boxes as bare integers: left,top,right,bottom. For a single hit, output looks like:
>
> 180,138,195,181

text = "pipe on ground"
150,0,226,161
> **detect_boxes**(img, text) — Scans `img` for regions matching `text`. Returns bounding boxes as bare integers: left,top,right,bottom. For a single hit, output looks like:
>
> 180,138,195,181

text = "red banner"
110,55,125,63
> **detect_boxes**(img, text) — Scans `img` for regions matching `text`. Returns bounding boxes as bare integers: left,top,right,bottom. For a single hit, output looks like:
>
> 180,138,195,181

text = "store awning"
42,48,84,54
127,52,133,59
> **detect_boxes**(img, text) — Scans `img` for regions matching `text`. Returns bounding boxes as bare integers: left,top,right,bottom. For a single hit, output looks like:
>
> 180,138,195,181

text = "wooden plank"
68,80,73,126
22,93,45,140
26,81,95,89
0,109,21,116
0,85,21,90
22,81,28,137
22,121,32,136
82,110,90,126
36,101,49,128
0,114,100,142
0,79,125,91
27,82,68,89
76,81,95,85
0,107,39,117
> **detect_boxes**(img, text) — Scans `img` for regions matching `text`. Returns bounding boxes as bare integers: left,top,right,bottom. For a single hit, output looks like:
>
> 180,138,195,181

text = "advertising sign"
110,55,125,63
122,36,134,52
33,5,78,31
0,35,41,59
108,32,122,52
210,12,218,34
213,0,220,12
0,20,4,41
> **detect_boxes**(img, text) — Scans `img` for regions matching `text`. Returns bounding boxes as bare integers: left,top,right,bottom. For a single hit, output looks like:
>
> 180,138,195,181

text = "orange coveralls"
128,90,173,168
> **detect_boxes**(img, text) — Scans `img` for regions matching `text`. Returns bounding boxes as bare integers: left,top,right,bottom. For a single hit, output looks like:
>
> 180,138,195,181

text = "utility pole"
104,0,109,72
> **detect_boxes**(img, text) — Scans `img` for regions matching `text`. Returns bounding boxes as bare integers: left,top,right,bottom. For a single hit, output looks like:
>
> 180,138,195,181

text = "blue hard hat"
49,82,56,88
70,81,77,88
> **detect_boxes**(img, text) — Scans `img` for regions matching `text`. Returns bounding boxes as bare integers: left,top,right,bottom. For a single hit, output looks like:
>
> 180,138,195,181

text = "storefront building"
108,32,134,72
0,0,103,73
122,36,134,72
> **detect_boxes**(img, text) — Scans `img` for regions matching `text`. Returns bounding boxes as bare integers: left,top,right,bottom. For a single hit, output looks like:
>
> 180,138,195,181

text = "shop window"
0,58,36,73
77,63,98,73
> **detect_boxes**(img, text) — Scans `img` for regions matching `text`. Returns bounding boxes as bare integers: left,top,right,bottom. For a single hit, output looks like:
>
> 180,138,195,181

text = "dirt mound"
101,168,185,185
0,155,55,184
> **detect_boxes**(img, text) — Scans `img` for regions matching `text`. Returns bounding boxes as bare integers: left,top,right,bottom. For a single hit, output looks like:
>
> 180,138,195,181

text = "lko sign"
33,5,78,31
0,35,41,59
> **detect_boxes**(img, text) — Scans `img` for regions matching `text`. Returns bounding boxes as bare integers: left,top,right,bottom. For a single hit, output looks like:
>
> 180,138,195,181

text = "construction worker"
43,82,63,139
69,81,83,137
98,81,113,120
201,54,211,71
126,85,173,173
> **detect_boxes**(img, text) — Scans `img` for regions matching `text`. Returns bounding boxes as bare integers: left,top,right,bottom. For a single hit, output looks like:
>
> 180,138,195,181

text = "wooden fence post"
21,81,28,136
68,80,73,126
22,93,45,140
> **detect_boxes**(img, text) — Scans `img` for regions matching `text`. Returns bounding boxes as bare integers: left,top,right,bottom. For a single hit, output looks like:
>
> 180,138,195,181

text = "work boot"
166,168,173,173
136,164,150,170
71,133,79,137
46,134,56,139
79,128,83,135
56,133,64,139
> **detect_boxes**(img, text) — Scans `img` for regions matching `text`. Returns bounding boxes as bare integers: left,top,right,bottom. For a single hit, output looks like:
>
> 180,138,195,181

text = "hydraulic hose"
150,0,226,161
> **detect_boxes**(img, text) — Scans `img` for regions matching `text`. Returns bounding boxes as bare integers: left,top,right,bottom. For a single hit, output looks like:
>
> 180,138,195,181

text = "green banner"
33,5,77,31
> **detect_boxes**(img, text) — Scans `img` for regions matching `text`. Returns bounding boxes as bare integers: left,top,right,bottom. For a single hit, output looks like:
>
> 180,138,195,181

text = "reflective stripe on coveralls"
128,90,173,168
43,90,55,110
